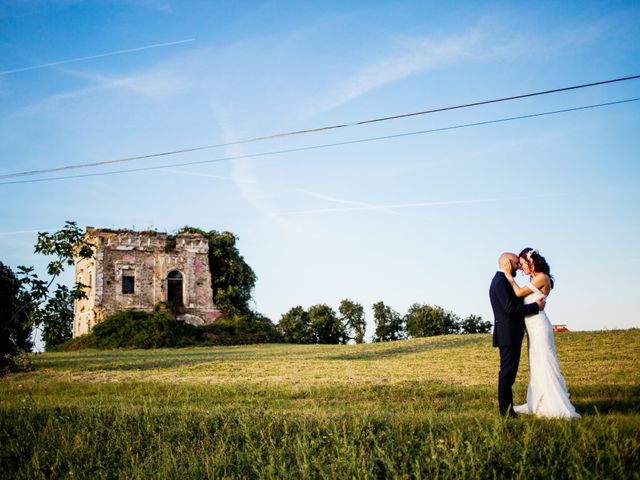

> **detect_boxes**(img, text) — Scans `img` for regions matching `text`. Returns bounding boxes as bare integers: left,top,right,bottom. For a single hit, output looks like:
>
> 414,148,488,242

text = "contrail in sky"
271,198,507,215
0,38,196,76
0,229,46,237
270,194,567,216
166,168,396,212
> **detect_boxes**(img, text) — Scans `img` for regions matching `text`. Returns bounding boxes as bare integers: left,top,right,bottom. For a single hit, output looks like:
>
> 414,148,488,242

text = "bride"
502,248,580,419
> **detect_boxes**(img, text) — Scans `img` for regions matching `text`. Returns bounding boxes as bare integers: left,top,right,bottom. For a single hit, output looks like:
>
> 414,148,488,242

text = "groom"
489,252,545,417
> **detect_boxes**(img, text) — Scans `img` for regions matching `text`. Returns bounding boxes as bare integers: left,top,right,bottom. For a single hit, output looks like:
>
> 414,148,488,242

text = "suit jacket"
489,271,540,347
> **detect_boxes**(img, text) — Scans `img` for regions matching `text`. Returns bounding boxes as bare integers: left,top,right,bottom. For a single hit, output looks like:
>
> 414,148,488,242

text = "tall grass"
1,330,639,478
2,404,637,479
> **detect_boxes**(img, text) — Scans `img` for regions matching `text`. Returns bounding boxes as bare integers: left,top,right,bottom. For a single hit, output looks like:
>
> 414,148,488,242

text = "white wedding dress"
514,282,581,419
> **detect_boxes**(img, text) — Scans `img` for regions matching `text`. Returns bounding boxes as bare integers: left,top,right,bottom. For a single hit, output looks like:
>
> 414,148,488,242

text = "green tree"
460,314,491,334
40,285,74,350
17,221,94,315
308,304,345,344
339,299,366,344
442,310,461,335
405,303,443,337
277,306,313,344
0,262,32,372
405,303,461,337
372,302,404,342
179,227,256,316
225,312,282,344
2,222,93,371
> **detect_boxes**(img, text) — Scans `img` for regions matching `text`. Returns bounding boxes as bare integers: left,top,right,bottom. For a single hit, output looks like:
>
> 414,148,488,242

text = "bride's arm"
500,259,532,297
506,274,531,297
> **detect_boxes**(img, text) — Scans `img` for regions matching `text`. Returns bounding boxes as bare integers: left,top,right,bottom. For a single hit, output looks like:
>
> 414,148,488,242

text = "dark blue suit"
489,271,539,415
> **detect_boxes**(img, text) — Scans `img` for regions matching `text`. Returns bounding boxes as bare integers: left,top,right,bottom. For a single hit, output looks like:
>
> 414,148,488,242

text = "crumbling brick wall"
73,228,221,337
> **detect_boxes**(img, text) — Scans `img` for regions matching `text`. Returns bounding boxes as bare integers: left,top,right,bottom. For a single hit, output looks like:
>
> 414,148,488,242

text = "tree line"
277,300,491,344
1,222,491,372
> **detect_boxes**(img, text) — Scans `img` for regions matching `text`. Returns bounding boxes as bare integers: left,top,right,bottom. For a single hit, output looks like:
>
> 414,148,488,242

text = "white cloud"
7,55,190,119
308,27,484,115
166,168,393,211
59,67,186,98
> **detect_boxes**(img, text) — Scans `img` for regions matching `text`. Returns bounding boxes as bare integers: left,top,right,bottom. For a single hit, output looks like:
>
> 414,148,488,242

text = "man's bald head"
498,252,519,275
498,252,517,266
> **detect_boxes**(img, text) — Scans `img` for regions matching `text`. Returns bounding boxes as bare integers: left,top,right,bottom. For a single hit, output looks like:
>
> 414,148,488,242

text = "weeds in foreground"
1,404,638,479
0,330,638,478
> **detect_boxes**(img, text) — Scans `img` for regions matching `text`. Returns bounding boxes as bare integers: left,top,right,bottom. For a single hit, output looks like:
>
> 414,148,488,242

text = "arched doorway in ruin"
167,270,184,312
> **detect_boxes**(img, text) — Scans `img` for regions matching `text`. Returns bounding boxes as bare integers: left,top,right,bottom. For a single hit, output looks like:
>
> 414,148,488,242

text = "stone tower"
73,227,221,337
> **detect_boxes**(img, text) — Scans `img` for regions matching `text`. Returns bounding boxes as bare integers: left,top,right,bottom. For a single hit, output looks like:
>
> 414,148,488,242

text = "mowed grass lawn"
1,329,639,479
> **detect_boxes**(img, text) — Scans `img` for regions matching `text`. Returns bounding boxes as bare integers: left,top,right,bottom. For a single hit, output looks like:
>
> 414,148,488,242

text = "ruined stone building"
73,228,221,337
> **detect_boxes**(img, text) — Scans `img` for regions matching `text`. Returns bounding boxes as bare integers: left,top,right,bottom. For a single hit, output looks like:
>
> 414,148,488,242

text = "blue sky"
1,0,639,339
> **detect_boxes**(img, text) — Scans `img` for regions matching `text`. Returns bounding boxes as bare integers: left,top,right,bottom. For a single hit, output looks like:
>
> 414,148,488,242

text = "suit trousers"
498,345,522,415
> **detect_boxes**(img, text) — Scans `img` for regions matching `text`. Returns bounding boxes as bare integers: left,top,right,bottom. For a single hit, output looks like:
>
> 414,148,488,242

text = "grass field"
1,329,639,479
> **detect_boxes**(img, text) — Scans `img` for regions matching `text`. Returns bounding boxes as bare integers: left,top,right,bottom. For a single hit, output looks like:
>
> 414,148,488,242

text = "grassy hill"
1,330,639,478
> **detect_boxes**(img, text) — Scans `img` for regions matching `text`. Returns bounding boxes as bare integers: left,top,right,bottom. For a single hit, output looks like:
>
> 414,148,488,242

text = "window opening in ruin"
122,275,135,294
167,270,184,312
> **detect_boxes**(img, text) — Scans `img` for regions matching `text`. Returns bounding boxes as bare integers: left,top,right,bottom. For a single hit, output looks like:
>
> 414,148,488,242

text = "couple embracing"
489,248,580,419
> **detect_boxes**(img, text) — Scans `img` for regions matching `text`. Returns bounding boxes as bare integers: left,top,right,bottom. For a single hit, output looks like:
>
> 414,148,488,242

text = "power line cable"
1,96,637,186
2,74,639,181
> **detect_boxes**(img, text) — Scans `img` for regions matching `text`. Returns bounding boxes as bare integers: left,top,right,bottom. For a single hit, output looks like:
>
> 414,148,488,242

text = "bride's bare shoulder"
531,274,552,296
531,273,550,288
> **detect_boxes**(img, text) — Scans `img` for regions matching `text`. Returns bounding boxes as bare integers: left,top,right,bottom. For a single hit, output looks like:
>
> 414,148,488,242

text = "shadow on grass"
322,335,488,361
32,336,492,371
34,352,221,371
574,384,640,415
33,347,313,371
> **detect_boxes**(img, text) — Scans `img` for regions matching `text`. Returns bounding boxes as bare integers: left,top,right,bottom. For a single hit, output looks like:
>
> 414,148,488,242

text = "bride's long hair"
519,248,555,289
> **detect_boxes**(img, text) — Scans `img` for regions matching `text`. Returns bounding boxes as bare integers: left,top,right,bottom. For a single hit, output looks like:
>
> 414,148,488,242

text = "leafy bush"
55,309,281,350
58,310,200,350
199,312,282,345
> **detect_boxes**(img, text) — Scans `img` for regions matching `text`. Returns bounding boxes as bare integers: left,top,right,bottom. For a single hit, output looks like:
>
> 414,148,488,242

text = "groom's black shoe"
501,409,518,419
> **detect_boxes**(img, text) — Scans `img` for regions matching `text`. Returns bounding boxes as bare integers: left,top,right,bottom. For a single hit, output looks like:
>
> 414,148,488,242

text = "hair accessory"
526,248,538,260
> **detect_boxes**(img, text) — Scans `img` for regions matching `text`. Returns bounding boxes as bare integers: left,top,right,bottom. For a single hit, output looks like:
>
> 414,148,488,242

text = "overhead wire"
1,73,639,181
1,96,638,186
